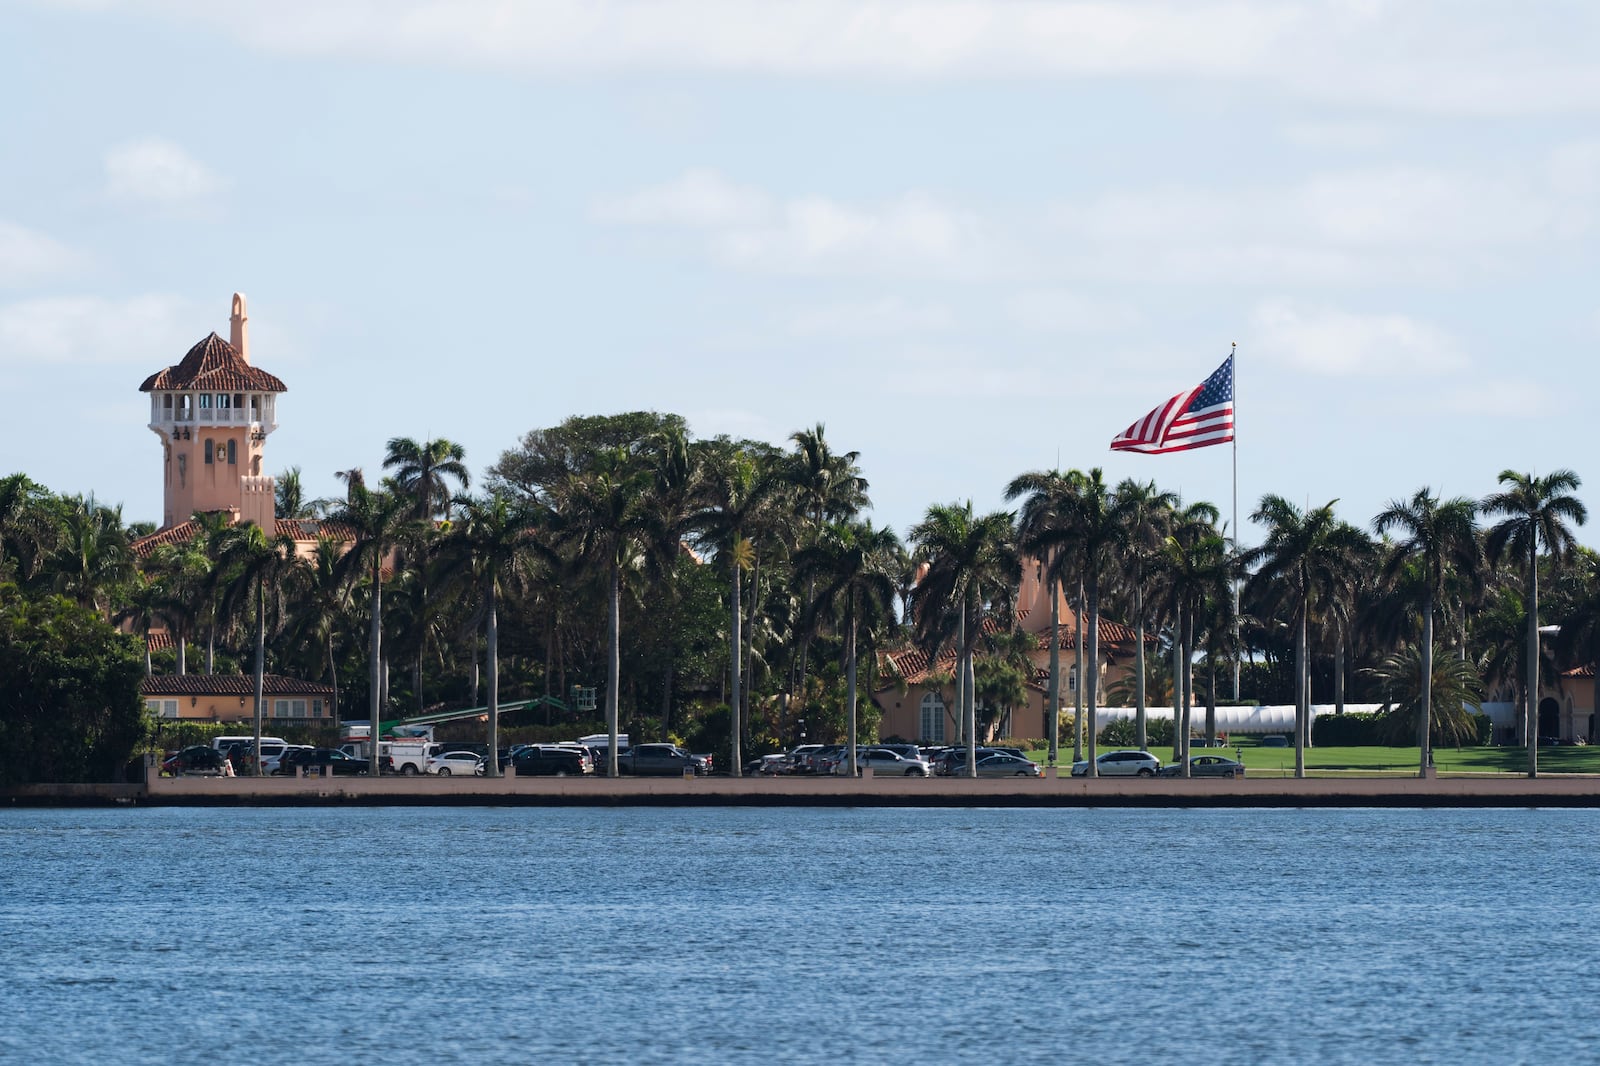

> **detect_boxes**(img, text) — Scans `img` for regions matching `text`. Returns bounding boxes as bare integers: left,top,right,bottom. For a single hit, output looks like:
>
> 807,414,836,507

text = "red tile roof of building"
140,673,334,696
132,517,354,557
139,333,287,393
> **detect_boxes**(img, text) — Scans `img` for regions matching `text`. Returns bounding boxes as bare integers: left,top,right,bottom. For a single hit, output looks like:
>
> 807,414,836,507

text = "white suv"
1071,750,1162,777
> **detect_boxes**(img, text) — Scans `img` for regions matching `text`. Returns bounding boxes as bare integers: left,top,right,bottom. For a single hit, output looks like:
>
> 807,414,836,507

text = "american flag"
1109,353,1235,454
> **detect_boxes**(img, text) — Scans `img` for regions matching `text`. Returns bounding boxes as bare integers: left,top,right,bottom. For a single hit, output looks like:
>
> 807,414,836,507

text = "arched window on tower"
204,440,213,465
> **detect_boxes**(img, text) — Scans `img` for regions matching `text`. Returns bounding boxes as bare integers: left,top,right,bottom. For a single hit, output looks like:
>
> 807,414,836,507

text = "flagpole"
1231,342,1241,702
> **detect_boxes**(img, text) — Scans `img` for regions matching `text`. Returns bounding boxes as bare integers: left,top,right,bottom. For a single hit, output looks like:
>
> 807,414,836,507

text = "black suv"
279,747,378,776
511,745,592,776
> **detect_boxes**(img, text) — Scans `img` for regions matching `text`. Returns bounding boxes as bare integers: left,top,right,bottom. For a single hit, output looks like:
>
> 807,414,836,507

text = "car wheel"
401,764,418,776
1137,768,1155,777
438,767,451,776
1015,771,1028,777
555,770,568,777
1224,769,1236,778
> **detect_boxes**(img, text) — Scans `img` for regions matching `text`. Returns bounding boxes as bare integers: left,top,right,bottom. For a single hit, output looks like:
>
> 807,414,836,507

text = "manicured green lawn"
1021,741,1600,775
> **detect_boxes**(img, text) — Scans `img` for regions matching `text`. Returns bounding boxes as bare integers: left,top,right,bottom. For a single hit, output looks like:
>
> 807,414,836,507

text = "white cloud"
1048,151,1595,286
55,2,1600,117
715,191,990,278
789,297,954,337
593,168,770,227
601,172,993,279
104,139,223,207
0,222,88,286
0,294,196,366
1006,289,1140,334
1251,301,1465,377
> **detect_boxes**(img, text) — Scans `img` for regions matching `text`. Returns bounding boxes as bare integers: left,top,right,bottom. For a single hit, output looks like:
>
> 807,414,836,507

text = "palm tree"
1243,496,1367,778
1372,488,1481,776
783,424,869,735
51,495,133,616
213,521,304,772
284,535,355,727
909,502,1019,777
384,437,471,521
1005,468,1079,766
794,521,902,775
554,447,671,776
329,483,414,775
1112,478,1178,751
1482,469,1587,776
695,443,785,776
1035,470,1121,776
439,493,556,775
1162,518,1233,770
0,473,60,585
1367,643,1484,747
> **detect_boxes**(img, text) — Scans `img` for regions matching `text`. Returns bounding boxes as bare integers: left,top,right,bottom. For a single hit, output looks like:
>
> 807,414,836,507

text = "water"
3,806,1599,1064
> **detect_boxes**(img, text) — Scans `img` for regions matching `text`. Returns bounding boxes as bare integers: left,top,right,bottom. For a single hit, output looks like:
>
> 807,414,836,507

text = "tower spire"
230,292,249,364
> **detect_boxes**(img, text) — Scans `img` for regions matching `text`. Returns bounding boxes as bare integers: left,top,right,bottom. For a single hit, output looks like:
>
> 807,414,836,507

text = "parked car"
972,753,1042,777
833,747,933,777
1260,735,1289,748
1158,754,1246,778
616,743,709,776
511,745,592,776
427,750,485,776
162,745,225,775
278,747,375,776
788,744,824,773
1070,750,1162,777
934,747,1003,775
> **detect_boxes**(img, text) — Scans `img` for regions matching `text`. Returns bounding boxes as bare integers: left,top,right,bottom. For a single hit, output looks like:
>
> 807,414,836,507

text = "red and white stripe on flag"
1110,354,1235,454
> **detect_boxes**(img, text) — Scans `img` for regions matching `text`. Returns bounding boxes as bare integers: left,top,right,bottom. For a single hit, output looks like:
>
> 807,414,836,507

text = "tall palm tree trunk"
846,591,858,777
485,589,500,777
1420,589,1434,777
1179,605,1192,777
961,606,977,777
1294,597,1308,779
1086,573,1101,778
252,582,265,777
1135,597,1148,751
1047,574,1060,766
326,631,340,728
1334,625,1345,716
607,562,621,778
1073,578,1085,763
178,636,187,675
1527,547,1539,778
367,558,383,777
1172,604,1183,769
730,562,743,779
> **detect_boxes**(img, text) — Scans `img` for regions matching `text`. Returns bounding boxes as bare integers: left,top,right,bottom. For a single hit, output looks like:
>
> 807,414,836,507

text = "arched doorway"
1538,697,1561,742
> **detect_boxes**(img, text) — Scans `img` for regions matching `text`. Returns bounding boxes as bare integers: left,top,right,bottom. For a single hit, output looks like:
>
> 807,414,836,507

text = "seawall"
7,774,1600,808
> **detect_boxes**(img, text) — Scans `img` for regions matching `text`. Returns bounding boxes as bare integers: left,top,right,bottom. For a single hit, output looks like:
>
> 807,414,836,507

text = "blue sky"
3,1,1598,545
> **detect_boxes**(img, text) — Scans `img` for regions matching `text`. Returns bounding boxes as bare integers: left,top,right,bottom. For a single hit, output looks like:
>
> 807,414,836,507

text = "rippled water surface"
4,806,1600,1064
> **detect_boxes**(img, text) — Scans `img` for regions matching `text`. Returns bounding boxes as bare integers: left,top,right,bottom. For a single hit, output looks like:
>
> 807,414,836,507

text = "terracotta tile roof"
145,630,174,652
140,673,334,697
277,519,354,542
132,520,200,557
132,517,355,558
140,333,287,393
1562,664,1595,679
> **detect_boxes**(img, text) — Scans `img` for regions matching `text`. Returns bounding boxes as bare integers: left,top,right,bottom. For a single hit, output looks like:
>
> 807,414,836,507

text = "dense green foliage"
0,585,147,784
2,420,1596,782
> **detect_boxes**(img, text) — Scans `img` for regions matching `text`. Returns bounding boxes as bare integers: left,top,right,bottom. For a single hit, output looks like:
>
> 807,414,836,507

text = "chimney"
229,292,249,364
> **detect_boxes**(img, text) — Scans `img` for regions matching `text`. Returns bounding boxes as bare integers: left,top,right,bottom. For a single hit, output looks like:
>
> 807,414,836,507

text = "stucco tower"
140,294,288,531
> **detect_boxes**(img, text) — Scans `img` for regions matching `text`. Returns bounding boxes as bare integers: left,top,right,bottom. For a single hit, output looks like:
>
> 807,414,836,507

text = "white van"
211,735,290,773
